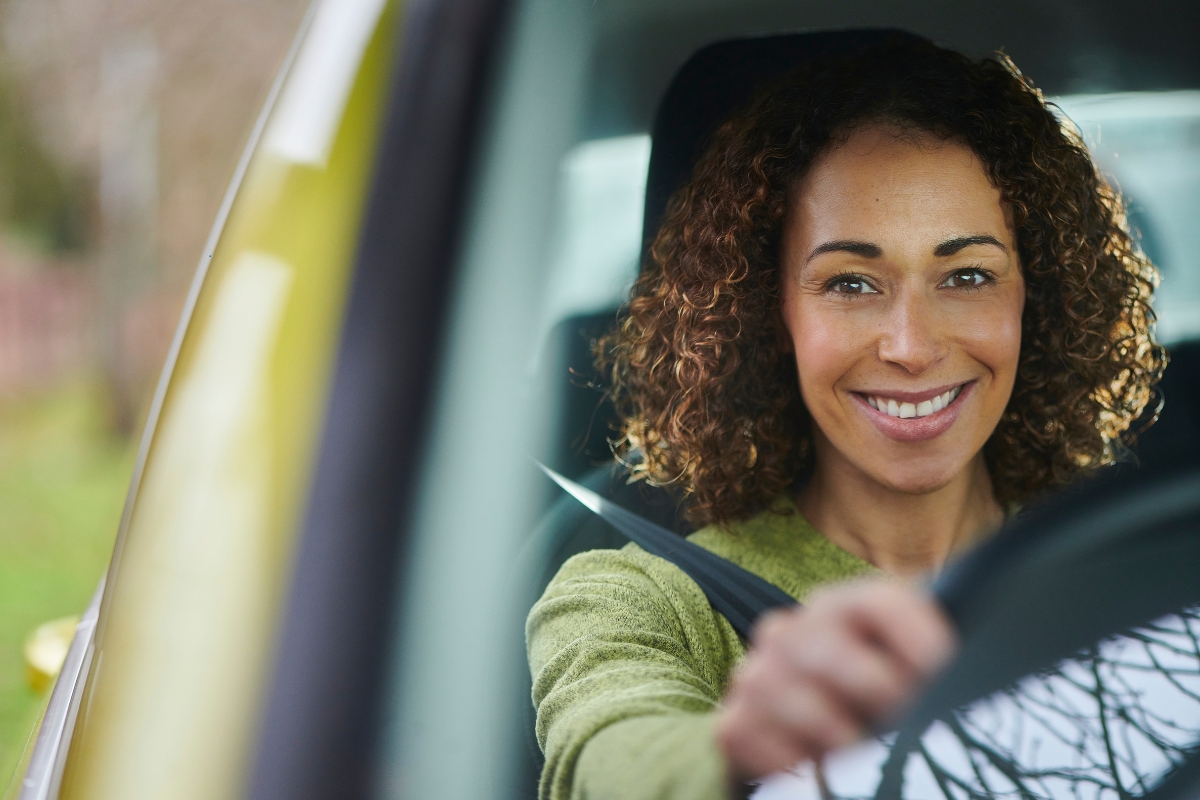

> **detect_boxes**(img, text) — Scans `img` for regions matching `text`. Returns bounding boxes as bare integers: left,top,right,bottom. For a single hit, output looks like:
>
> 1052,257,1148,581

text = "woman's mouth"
864,385,963,419
853,382,974,442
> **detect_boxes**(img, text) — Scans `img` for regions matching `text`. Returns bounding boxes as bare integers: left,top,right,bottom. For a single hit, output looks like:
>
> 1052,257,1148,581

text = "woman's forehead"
801,125,986,197
788,126,1011,252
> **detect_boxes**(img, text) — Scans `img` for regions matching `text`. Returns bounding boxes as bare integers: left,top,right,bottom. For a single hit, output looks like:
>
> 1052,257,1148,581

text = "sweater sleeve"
526,544,742,800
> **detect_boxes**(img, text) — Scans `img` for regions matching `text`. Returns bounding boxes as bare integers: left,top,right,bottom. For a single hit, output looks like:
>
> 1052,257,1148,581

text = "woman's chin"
864,462,964,496
815,428,983,497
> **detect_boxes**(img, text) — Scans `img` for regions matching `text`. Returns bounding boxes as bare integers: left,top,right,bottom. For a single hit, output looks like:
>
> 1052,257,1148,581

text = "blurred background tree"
0,75,86,255
0,0,308,782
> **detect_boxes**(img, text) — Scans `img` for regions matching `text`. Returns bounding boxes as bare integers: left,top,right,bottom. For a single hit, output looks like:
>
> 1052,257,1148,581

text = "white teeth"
868,385,964,419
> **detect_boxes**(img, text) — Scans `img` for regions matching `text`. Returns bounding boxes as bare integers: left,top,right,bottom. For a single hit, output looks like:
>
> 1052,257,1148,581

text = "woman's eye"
941,268,991,289
827,275,878,295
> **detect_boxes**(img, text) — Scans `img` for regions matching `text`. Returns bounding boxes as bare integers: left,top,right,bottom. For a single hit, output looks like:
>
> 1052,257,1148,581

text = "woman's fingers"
804,581,958,720
716,579,958,784
718,614,867,780
719,672,855,778
816,581,958,679
757,608,911,720
734,642,864,746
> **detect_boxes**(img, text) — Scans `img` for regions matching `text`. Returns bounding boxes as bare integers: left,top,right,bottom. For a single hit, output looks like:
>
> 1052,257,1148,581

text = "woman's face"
780,124,1025,496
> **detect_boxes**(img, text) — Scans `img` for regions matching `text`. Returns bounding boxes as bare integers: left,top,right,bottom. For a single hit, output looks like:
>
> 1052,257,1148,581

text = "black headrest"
641,28,929,259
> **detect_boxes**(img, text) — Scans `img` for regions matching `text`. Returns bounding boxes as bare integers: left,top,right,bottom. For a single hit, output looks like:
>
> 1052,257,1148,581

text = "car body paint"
47,3,398,799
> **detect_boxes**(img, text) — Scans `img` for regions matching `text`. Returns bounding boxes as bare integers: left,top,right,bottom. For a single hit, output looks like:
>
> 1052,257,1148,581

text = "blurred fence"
0,264,90,394
0,247,178,398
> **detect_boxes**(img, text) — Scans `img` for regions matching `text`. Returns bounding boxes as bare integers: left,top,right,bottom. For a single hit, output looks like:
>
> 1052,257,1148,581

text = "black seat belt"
540,464,797,638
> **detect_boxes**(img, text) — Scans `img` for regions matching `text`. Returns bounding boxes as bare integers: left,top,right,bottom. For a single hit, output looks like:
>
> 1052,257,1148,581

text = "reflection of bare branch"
1139,641,1200,705
836,607,1200,800
1090,653,1132,800
960,726,1007,799
917,738,989,800
944,713,1041,798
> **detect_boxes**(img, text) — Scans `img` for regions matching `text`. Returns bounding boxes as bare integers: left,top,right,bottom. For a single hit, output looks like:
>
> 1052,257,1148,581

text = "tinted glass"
754,469,1200,800
377,3,1200,799
758,606,1200,799
1055,92,1200,344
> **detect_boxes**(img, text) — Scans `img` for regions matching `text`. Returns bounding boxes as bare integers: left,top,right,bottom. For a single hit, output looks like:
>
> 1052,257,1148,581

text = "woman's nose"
876,292,948,374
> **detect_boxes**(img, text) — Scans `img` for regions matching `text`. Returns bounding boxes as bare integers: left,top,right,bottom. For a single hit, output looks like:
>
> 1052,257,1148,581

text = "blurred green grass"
0,383,133,784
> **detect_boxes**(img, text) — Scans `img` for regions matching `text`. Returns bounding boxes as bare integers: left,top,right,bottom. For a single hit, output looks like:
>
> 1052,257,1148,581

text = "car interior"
505,17,1200,799
285,1,1200,798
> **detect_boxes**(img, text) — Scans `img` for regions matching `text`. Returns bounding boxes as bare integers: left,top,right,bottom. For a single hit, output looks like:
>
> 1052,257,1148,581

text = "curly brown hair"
601,35,1167,527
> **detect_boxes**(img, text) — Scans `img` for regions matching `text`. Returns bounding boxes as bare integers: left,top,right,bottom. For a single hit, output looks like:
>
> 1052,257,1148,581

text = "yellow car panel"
53,3,398,799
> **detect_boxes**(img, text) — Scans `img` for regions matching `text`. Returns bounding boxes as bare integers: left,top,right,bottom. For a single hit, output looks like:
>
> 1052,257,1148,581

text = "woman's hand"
715,580,957,783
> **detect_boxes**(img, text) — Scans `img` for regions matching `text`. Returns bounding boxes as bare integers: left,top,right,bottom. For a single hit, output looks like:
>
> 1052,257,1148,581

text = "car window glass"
1054,91,1200,344
756,604,1200,800
375,3,1200,798
534,134,648,366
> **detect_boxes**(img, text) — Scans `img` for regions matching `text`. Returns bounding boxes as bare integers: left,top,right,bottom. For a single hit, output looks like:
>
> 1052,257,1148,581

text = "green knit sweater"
525,497,880,800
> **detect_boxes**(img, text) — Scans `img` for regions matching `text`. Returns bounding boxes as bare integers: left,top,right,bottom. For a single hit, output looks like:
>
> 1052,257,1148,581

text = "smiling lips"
865,385,963,419
854,382,973,442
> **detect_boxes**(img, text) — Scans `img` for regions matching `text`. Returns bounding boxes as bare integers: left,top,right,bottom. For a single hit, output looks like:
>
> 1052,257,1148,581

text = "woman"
526,35,1164,799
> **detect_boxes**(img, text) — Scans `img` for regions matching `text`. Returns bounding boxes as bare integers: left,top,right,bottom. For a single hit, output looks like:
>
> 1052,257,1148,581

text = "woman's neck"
795,447,1004,578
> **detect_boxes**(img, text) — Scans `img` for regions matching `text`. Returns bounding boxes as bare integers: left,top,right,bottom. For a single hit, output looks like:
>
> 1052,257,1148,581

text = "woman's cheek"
955,289,1024,404
950,286,1027,419
789,304,867,412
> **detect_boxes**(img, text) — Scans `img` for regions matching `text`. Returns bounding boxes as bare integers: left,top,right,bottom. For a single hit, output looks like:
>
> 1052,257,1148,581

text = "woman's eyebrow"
933,235,1009,257
805,240,882,263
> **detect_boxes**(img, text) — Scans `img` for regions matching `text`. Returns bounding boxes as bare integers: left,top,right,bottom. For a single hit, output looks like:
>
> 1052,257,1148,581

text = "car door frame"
244,0,510,798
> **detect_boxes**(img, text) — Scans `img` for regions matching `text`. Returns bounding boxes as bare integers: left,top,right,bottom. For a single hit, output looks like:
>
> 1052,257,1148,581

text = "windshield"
757,605,1200,799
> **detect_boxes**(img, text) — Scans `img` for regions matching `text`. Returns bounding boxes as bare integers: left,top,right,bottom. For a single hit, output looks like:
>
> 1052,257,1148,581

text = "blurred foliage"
0,72,88,253
0,382,133,784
